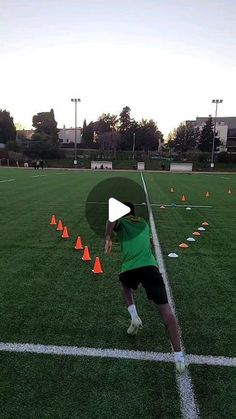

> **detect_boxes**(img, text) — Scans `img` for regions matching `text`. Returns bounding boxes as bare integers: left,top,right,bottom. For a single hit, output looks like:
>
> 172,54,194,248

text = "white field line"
148,204,212,208
140,172,199,419
32,175,47,178
0,179,15,183
0,342,235,367
86,201,212,209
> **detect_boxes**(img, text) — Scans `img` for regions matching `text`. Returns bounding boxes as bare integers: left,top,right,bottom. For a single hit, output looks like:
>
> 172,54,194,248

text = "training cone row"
179,222,209,248
81,246,103,273
168,221,210,258
49,215,103,274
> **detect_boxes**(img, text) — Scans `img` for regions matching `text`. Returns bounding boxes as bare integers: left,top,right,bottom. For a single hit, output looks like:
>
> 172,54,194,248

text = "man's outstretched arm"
104,220,117,253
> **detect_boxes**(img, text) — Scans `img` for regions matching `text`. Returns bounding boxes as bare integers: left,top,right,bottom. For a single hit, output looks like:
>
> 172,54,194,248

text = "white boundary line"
140,172,199,419
0,179,15,183
0,342,235,367
86,201,212,209
150,204,212,208
32,175,47,178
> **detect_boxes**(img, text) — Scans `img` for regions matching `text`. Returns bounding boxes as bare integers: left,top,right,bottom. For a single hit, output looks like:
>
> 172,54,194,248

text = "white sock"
174,351,184,361
128,304,138,321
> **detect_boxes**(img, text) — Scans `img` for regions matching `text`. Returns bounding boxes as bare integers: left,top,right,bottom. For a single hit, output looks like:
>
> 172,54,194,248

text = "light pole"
211,99,223,168
132,132,136,159
71,98,81,168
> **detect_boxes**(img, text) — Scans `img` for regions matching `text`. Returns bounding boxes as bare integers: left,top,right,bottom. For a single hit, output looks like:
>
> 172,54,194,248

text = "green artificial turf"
0,167,236,418
0,353,180,419
143,172,236,358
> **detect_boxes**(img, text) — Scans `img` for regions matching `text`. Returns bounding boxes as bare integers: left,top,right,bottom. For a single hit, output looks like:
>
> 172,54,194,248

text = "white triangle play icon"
108,198,130,222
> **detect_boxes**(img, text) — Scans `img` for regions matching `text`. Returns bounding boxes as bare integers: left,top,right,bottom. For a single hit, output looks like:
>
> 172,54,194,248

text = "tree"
98,113,119,132
119,106,133,132
32,108,59,143
0,109,16,143
15,122,25,131
135,119,163,151
27,132,60,159
198,116,221,152
167,122,200,153
81,121,98,148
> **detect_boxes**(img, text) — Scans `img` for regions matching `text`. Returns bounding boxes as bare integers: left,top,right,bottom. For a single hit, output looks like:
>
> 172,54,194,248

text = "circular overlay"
85,177,148,239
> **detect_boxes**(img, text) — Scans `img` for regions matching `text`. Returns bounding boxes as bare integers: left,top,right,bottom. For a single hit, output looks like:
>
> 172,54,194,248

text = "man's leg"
157,303,181,351
122,286,142,335
157,303,186,372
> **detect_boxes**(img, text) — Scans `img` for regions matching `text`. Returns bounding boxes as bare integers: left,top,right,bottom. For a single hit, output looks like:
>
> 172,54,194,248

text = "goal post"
170,162,193,172
91,161,112,169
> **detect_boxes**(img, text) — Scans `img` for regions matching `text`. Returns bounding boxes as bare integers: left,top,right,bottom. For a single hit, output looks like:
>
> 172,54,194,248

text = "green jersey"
115,215,158,273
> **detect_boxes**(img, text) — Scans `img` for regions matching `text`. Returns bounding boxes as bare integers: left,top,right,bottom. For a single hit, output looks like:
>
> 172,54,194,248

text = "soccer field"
0,167,235,418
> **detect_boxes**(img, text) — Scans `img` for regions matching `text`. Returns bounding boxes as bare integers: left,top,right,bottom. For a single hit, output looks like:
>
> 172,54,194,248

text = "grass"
144,172,236,357
0,353,181,419
0,167,235,418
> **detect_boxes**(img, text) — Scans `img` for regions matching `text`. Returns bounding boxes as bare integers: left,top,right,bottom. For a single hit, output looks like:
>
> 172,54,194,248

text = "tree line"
0,106,163,158
82,106,163,152
0,107,221,159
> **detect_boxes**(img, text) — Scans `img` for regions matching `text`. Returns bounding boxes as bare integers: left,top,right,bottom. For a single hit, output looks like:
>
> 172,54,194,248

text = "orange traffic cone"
202,222,209,226
57,220,63,231
50,215,57,225
62,226,69,239
92,257,103,274
192,231,201,236
82,246,91,261
205,191,210,198
170,187,174,193
228,188,232,194
74,236,83,250
179,243,189,248
181,195,186,202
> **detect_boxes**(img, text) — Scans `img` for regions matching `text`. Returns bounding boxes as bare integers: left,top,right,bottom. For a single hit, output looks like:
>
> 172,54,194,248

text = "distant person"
100,164,104,169
36,160,40,170
32,160,37,170
104,202,186,373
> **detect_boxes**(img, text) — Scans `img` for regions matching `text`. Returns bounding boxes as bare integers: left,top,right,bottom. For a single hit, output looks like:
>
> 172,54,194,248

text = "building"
187,117,236,153
16,129,35,140
58,125,82,145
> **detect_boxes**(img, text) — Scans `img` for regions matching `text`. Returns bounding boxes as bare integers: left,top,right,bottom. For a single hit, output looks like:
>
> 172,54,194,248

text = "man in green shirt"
105,202,186,373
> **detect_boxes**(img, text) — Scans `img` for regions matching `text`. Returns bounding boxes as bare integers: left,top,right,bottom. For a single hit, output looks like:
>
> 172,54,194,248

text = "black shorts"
119,265,168,305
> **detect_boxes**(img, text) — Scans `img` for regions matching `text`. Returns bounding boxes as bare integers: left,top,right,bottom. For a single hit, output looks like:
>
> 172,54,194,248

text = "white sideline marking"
0,342,235,366
32,175,47,178
148,204,212,208
141,172,199,419
86,201,212,209
0,179,15,183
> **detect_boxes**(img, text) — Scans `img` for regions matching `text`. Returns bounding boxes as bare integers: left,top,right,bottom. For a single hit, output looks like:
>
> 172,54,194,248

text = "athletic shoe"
127,316,143,335
175,353,187,373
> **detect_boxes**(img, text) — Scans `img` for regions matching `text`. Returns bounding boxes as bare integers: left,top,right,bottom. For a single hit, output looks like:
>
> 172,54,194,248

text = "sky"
1,0,236,139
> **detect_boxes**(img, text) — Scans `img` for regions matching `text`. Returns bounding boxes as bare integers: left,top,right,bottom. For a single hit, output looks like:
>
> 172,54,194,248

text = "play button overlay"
109,198,130,222
85,176,148,239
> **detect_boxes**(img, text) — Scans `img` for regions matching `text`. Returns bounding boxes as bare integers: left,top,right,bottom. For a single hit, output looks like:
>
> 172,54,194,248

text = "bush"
217,152,236,163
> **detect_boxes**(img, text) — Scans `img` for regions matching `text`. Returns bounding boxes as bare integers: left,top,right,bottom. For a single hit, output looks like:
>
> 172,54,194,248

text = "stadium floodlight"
211,99,223,168
71,98,81,167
